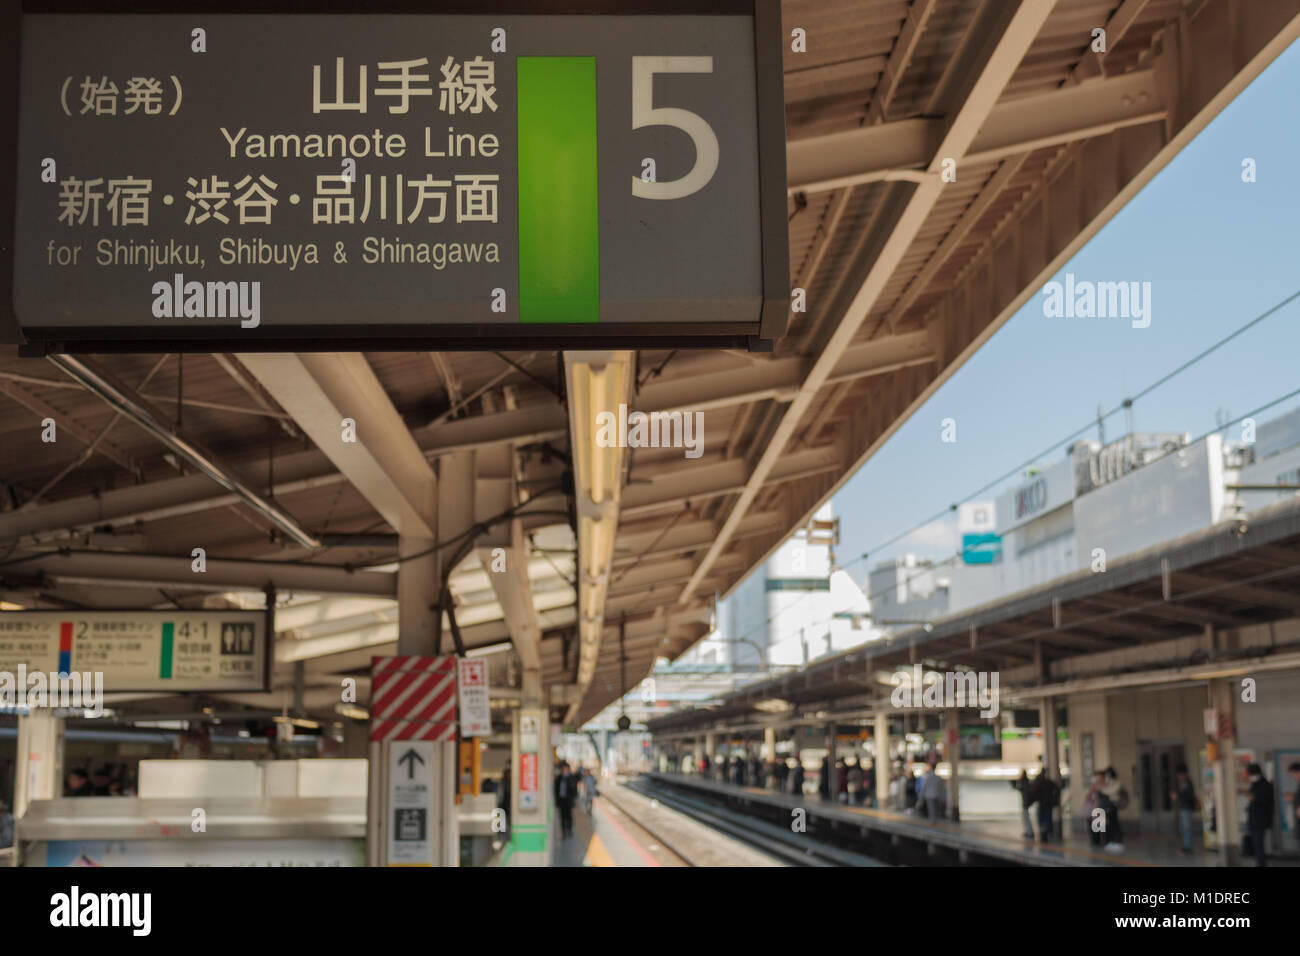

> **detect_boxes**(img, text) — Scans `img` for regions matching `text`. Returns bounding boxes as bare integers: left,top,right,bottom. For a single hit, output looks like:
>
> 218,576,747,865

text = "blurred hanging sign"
0,609,268,695
6,2,789,353
457,657,490,736
960,533,1001,565
518,710,540,811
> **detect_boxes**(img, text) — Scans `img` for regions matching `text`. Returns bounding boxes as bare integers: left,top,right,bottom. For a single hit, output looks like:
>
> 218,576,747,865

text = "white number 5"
631,56,720,200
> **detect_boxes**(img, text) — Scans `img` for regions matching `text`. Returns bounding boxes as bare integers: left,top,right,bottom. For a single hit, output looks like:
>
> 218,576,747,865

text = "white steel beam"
622,444,840,518
3,550,396,597
237,353,437,537
614,511,785,564
679,0,1056,605
788,67,1162,194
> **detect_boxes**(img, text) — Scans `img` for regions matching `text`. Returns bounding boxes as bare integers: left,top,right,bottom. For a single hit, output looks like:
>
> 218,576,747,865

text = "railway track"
592,788,697,867
619,777,887,867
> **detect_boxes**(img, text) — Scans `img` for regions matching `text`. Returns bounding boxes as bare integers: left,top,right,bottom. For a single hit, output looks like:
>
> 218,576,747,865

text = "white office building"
870,406,1300,623
679,503,879,671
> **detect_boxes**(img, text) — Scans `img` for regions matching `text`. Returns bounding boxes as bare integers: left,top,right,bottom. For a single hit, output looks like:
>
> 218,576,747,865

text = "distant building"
867,554,949,626
670,406,1300,694
938,407,1300,613
679,503,879,671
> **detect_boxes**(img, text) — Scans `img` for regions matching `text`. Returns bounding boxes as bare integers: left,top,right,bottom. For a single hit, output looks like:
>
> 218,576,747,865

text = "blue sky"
826,38,1300,580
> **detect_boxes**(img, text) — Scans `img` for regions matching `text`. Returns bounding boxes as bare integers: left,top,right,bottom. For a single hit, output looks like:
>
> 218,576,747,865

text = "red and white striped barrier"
369,655,458,742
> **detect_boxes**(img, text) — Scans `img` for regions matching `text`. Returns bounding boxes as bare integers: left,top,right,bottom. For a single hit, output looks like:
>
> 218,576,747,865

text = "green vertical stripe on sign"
160,621,173,679
516,56,599,324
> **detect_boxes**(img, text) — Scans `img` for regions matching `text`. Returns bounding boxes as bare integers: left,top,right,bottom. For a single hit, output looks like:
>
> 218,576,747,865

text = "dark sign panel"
7,2,788,352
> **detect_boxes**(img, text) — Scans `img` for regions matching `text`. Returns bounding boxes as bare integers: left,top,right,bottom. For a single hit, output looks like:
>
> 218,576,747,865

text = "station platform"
646,772,1300,868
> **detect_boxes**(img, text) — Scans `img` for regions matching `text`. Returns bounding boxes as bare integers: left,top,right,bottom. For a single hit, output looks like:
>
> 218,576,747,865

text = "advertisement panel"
32,838,365,867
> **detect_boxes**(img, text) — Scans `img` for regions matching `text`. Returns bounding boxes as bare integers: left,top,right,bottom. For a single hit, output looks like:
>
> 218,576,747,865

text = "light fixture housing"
563,352,634,723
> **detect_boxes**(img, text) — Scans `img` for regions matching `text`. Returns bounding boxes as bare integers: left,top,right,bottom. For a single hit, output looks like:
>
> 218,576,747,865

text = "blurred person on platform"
1012,770,1034,839
1100,767,1128,852
1084,770,1107,847
581,765,599,814
1170,764,1199,855
553,761,577,838
1031,769,1060,843
1246,763,1274,867
920,763,945,821
64,768,94,798
1288,762,1300,831
0,798,13,849
903,762,920,811
846,759,863,805
90,765,113,796
499,764,512,815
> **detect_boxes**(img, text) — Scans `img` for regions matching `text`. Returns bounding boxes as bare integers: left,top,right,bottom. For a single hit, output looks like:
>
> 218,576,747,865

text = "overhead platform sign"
8,2,789,353
0,609,269,694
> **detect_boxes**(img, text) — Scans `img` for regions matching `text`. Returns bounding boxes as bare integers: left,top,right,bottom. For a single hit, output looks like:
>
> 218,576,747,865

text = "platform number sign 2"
631,57,720,201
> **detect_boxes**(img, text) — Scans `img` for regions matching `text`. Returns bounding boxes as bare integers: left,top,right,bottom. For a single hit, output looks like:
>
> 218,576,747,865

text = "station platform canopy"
3,0,1299,727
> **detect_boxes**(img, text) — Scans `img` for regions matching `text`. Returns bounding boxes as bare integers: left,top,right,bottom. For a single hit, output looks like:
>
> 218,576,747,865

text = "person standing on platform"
1288,762,1300,832
1084,771,1106,847
903,762,920,811
846,760,863,805
582,765,598,814
0,798,13,849
554,761,577,839
1031,769,1060,843
90,765,113,796
1100,767,1127,853
64,768,94,797
1246,763,1274,867
1170,764,1199,854
1012,770,1034,839
920,762,945,821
